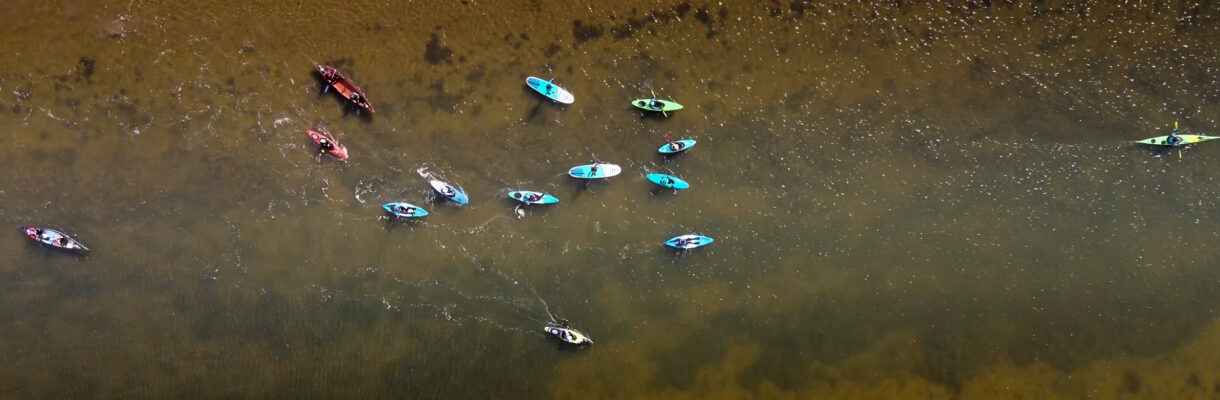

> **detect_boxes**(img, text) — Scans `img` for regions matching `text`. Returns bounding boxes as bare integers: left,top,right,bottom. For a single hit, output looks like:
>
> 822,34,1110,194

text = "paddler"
1167,130,1183,146
650,99,664,109
317,138,335,153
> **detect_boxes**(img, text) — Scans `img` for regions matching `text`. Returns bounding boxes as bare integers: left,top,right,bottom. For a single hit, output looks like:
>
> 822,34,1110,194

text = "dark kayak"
313,62,376,114
21,226,89,251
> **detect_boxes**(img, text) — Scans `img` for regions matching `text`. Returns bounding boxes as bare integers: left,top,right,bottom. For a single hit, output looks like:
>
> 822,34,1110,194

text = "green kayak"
632,98,683,113
1134,134,1220,147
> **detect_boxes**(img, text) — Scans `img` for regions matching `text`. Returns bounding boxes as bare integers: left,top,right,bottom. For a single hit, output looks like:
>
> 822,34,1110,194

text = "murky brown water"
3,0,1220,398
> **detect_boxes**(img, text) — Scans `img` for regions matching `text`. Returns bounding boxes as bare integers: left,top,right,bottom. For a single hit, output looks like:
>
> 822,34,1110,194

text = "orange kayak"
306,128,349,160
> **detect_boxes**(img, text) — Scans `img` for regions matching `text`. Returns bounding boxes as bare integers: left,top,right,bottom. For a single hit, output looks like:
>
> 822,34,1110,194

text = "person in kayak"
650,99,664,109
318,138,335,152
441,185,455,197
527,193,543,202
1167,131,1184,146
56,237,69,247
395,205,413,215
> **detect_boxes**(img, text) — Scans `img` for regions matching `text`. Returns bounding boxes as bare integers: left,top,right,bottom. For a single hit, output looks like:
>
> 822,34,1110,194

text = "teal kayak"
647,174,689,190
665,234,713,249
508,190,559,205
382,202,428,218
658,139,696,154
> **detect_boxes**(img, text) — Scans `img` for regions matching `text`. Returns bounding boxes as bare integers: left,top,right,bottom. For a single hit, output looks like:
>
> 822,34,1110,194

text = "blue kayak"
665,234,713,249
568,163,622,179
658,140,696,154
382,202,428,218
647,174,690,190
508,190,559,205
526,77,575,104
430,179,469,205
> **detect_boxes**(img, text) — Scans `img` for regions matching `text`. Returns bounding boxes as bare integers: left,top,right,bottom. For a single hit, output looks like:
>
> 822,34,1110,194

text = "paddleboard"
568,163,622,179
508,190,559,205
526,77,575,104
647,174,690,190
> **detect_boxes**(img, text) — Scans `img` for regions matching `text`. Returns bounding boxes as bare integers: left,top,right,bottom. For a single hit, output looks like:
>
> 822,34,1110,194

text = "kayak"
1134,134,1220,146
658,139,696,154
665,234,713,250
306,128,349,160
430,179,469,205
508,190,559,205
632,98,683,113
21,226,88,251
382,202,428,218
312,62,376,114
647,174,690,190
544,325,593,345
526,77,574,104
568,164,622,179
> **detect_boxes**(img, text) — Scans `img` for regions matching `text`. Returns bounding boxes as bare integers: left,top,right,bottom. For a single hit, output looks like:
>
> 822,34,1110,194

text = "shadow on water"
647,185,680,199
1129,143,1192,158
521,85,569,111
381,216,423,232
21,242,90,260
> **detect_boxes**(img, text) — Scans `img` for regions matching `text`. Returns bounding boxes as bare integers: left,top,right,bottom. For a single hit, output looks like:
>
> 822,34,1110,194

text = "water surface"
3,0,1220,398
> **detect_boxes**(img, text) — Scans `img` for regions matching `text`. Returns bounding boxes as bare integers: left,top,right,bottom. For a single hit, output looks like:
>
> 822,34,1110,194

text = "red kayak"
313,62,376,114
306,128,349,160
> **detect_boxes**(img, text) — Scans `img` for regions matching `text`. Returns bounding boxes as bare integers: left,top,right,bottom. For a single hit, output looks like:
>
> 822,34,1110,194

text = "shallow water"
3,0,1220,398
